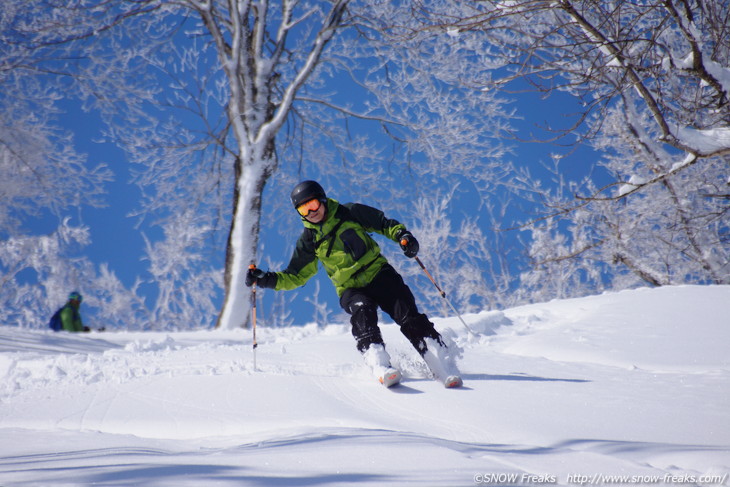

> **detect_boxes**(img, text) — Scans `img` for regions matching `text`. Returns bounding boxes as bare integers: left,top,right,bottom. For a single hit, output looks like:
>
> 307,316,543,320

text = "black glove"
245,268,277,288
397,230,419,258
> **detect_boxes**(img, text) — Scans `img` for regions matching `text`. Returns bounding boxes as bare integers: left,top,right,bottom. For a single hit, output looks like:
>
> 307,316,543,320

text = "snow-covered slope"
1,285,728,486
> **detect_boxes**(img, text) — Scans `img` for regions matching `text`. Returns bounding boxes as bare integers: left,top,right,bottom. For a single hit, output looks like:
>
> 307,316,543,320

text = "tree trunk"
216,156,270,329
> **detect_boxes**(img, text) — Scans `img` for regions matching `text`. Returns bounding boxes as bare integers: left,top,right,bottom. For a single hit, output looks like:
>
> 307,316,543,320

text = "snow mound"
500,285,730,372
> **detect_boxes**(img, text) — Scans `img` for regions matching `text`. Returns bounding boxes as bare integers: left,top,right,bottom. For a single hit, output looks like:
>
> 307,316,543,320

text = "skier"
245,180,462,388
50,291,90,332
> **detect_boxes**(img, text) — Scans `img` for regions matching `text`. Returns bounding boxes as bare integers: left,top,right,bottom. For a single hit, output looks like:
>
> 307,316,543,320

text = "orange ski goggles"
296,198,322,216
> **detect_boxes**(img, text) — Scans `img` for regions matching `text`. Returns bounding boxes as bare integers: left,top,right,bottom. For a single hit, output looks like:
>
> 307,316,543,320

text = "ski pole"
403,243,475,336
249,264,258,371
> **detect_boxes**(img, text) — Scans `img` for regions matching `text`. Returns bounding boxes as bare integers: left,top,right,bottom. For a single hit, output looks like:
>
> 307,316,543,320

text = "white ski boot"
422,337,463,388
363,343,402,388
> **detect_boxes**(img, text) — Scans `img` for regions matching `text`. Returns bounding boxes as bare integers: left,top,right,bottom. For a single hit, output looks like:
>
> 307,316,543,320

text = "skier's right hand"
245,267,264,287
245,268,277,288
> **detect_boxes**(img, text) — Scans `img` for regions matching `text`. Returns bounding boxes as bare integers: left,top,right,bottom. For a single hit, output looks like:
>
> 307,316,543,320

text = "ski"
443,375,463,388
363,344,402,388
421,338,463,389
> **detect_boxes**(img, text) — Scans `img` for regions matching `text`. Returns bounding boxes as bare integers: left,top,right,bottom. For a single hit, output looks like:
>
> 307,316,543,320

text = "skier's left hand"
398,231,419,258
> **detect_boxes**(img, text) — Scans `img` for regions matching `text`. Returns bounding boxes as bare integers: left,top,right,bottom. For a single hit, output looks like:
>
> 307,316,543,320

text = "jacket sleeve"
346,203,406,242
274,229,320,290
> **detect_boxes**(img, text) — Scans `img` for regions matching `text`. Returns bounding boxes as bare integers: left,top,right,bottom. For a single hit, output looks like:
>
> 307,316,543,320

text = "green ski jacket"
60,303,84,332
274,199,406,297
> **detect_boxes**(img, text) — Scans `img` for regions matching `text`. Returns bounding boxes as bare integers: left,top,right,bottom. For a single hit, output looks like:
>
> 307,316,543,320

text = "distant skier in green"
245,180,462,388
50,291,89,332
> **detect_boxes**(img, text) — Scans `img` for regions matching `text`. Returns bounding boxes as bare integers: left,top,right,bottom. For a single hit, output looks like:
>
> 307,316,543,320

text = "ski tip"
379,369,402,388
444,375,463,388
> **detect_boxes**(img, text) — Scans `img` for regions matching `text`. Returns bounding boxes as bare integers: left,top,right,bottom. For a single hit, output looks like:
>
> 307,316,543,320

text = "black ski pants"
339,263,441,356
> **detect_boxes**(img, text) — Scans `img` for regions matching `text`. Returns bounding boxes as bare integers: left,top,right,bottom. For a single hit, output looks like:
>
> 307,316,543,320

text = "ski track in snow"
0,285,728,486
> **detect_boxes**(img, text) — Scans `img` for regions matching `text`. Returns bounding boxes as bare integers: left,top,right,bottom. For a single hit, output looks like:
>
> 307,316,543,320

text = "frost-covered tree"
320,3,519,313
72,0,517,327
0,219,89,326
405,0,730,288
157,0,516,327
0,2,116,326
0,2,113,230
142,215,221,330
3,0,519,329
2,1,355,329
391,188,504,315
165,0,353,330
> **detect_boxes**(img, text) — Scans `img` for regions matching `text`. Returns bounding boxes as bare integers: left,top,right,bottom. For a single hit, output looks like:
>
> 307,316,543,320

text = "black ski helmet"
290,180,326,208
